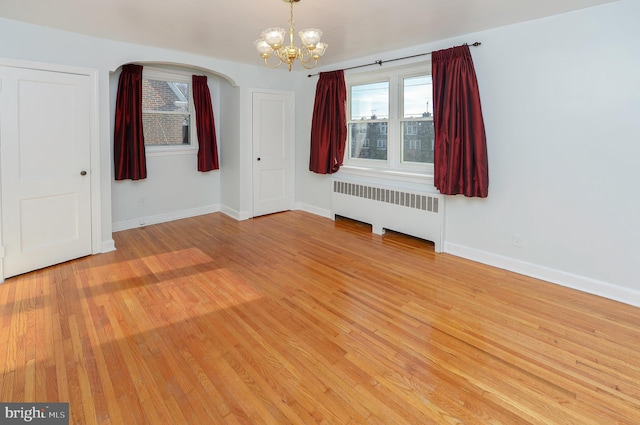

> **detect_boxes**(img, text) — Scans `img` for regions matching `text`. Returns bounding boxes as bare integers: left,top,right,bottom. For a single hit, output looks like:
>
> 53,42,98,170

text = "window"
349,81,388,160
142,69,196,151
346,63,433,175
401,74,434,164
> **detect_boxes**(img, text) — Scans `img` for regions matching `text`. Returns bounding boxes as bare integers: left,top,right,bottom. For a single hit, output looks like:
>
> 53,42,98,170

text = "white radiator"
331,179,444,252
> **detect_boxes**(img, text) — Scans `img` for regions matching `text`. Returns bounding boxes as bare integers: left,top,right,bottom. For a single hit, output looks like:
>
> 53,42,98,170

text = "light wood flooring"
1,211,639,424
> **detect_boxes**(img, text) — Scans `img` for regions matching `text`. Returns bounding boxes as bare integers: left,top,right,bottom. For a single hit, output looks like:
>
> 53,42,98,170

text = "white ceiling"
0,0,618,67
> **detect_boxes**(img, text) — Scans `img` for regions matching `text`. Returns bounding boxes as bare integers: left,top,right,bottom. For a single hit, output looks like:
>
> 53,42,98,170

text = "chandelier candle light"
255,0,327,71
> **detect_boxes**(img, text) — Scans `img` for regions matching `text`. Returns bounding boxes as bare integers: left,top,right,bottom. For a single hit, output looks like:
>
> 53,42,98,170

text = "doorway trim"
0,57,101,282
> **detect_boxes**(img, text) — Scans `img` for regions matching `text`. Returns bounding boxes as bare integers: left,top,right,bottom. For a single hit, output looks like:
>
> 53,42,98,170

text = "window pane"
142,79,190,112
350,82,389,120
402,120,434,163
403,75,432,118
143,113,190,146
349,122,388,160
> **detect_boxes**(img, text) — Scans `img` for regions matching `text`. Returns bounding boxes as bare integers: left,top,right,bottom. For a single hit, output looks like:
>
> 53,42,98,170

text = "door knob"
80,170,87,176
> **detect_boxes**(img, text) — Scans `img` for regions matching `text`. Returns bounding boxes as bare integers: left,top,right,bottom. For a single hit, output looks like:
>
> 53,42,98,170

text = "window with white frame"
346,63,434,174
142,69,196,151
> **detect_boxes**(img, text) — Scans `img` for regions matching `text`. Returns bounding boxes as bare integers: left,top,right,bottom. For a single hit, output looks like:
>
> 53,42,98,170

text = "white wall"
445,0,640,306
2,1,638,307
110,69,225,231
0,17,293,249
218,83,243,218
295,0,640,307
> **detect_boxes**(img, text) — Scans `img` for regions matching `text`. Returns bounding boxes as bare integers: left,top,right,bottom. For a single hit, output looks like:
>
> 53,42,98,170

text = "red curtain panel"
192,75,220,172
114,64,147,180
432,45,489,198
309,70,347,174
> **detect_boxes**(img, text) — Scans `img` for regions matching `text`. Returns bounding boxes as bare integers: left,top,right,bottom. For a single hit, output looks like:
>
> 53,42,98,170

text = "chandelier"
254,0,327,71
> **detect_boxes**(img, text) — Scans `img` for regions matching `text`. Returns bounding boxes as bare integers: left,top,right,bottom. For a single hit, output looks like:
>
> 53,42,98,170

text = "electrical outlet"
139,197,146,206
512,233,523,248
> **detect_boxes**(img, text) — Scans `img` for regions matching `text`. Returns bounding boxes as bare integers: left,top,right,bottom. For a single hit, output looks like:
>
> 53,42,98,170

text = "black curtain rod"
307,42,481,78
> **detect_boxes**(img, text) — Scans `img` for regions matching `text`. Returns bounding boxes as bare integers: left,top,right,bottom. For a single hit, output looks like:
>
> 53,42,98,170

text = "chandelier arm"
275,47,293,64
298,48,314,64
263,56,284,69
300,59,319,70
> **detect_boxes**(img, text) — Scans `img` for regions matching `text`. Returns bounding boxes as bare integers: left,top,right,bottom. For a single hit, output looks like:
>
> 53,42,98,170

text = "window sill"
335,166,437,193
145,145,198,157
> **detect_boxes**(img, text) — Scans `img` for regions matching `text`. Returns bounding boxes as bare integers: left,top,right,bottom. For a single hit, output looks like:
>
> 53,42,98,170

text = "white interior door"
252,91,294,217
0,65,93,278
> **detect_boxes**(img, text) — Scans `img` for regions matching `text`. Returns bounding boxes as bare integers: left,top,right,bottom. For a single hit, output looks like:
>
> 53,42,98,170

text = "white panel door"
252,91,294,217
0,66,92,278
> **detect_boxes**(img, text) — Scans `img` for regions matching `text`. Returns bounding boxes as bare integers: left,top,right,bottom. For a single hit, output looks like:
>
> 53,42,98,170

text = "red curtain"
309,70,347,174
114,64,146,180
192,75,220,172
432,45,489,197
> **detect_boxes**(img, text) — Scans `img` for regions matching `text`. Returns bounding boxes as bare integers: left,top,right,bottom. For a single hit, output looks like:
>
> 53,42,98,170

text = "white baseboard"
101,239,116,253
220,205,252,221
112,204,221,232
445,242,640,308
296,202,332,219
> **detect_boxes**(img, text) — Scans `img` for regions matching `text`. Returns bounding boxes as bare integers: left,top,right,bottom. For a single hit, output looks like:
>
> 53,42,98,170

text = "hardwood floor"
1,211,639,424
